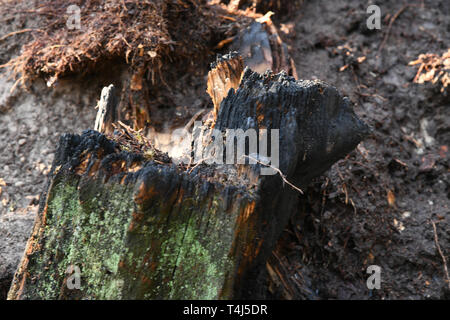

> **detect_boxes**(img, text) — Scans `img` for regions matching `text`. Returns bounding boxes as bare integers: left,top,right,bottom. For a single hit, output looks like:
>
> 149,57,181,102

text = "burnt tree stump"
7,57,369,299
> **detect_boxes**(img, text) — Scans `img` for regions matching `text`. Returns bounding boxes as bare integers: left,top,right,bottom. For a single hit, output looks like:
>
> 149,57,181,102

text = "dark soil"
267,0,450,299
0,0,449,299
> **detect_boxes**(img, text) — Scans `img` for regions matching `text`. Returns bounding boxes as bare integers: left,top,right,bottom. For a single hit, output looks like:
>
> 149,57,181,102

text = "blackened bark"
8,57,368,299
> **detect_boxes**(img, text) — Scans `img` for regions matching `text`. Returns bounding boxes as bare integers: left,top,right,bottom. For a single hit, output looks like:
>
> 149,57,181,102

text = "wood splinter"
94,84,117,135
207,52,244,119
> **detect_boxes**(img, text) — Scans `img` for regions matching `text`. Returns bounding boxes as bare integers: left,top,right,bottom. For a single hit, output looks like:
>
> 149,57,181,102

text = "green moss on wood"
23,174,135,299
16,169,247,300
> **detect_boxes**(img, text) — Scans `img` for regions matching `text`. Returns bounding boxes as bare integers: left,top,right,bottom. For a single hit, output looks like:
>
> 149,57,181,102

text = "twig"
243,155,303,194
377,4,417,57
412,62,425,83
187,156,213,174
431,220,450,290
0,28,44,42
183,109,207,132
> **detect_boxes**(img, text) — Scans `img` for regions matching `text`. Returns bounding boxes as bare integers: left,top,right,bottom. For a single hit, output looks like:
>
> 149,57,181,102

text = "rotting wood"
8,54,369,300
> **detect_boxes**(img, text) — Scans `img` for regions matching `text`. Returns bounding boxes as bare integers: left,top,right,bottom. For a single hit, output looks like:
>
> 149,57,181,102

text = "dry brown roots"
0,0,256,89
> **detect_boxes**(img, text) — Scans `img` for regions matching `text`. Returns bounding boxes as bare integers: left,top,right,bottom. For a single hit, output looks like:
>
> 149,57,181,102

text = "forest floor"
267,0,449,299
0,0,449,299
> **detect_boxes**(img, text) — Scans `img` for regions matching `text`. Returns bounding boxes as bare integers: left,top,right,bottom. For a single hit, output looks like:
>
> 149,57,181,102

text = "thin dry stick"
183,109,207,132
377,4,417,57
0,28,44,42
244,155,303,194
187,156,214,174
431,220,450,290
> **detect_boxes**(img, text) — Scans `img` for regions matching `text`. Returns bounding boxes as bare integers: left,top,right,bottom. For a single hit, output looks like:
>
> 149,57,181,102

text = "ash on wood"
7,56,369,299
